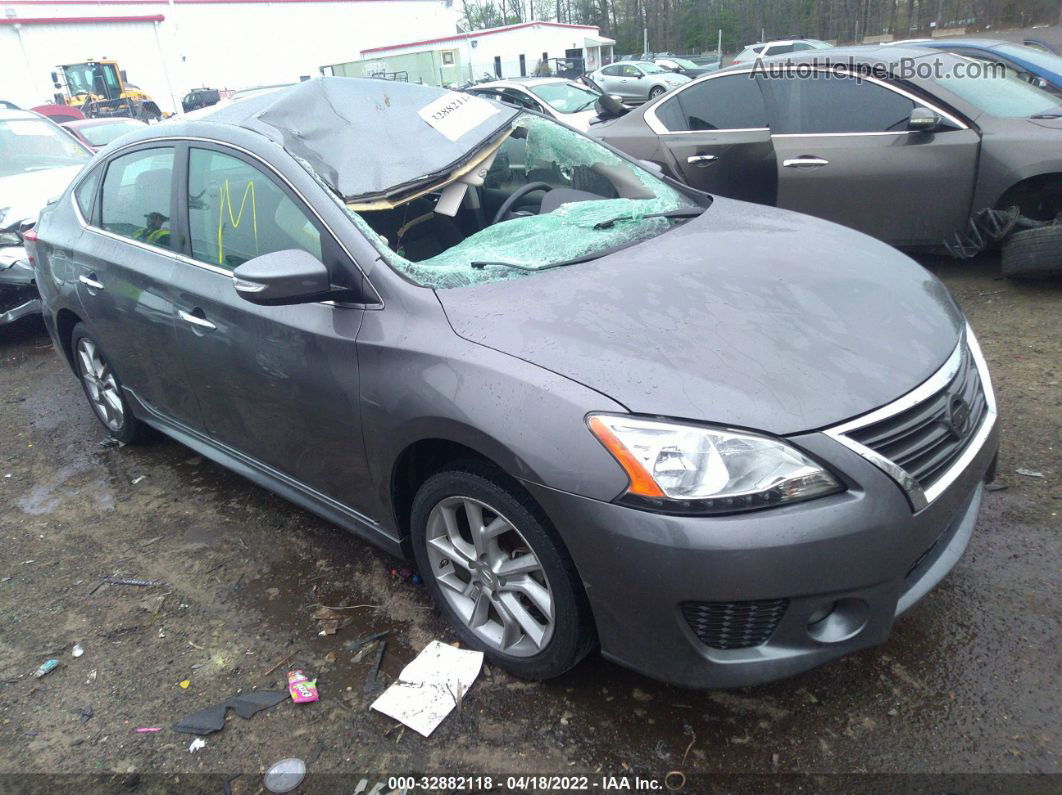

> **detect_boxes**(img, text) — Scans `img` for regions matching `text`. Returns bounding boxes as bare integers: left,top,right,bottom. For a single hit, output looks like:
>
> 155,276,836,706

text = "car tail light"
21,227,38,266
21,228,38,244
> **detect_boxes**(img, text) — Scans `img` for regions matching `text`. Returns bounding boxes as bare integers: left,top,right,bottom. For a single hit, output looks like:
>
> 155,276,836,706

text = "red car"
61,117,147,151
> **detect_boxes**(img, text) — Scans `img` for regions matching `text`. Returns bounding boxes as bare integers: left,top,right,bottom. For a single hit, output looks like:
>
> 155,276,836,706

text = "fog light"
807,602,836,626
806,598,869,643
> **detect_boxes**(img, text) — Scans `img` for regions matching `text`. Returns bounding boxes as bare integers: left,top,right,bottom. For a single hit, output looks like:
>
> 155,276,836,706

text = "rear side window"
765,44,795,56
762,73,916,134
187,148,322,270
655,75,768,132
74,164,103,220
601,65,623,76
100,147,174,249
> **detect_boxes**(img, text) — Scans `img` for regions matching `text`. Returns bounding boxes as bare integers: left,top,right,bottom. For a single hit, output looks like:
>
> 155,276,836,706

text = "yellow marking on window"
217,178,258,266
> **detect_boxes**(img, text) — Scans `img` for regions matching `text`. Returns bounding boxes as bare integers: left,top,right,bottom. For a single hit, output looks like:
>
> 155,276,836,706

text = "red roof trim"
0,0,430,4
362,21,599,54
0,13,164,24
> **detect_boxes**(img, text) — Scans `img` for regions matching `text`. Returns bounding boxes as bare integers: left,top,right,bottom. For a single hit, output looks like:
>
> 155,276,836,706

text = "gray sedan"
586,61,690,103
590,46,1062,269
29,78,998,688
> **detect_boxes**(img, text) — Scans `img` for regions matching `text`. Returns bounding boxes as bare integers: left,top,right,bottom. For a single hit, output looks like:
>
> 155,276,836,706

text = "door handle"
687,154,718,166
783,157,829,169
78,274,104,290
177,309,217,331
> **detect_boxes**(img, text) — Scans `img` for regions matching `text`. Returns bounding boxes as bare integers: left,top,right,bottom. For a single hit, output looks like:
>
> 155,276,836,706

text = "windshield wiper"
592,206,705,230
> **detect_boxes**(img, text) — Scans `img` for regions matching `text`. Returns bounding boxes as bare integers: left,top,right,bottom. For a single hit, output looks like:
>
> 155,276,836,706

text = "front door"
169,143,372,513
73,144,201,427
650,73,777,204
761,71,981,245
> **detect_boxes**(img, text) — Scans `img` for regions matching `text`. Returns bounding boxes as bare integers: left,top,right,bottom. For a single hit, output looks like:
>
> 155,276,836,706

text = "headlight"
587,414,842,514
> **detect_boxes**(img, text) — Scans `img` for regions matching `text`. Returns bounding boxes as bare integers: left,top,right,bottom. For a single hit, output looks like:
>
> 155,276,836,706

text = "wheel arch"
994,171,1062,221
55,307,84,371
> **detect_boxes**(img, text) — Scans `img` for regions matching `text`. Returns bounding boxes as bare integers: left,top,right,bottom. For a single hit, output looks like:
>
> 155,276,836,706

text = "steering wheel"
491,181,553,226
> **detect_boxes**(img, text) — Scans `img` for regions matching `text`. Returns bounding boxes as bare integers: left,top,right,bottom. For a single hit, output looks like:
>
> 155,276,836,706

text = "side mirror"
638,159,665,177
908,106,942,131
595,94,629,119
232,249,334,305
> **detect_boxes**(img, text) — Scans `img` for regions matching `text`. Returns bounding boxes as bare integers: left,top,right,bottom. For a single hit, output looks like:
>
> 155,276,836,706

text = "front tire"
410,463,594,680
648,86,666,100
71,323,149,444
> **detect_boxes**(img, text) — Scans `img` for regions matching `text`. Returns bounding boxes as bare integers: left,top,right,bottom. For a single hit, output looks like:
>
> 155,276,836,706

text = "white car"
731,38,832,65
0,108,91,325
466,78,604,131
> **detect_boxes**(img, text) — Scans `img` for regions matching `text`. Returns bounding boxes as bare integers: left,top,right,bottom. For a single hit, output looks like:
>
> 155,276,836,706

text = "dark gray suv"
29,78,999,688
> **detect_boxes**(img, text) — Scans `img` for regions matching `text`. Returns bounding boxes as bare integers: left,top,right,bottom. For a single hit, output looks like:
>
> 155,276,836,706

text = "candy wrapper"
287,670,319,703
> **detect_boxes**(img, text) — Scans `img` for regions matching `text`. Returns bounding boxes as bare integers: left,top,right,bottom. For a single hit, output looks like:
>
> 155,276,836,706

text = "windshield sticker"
217,179,258,266
417,93,500,142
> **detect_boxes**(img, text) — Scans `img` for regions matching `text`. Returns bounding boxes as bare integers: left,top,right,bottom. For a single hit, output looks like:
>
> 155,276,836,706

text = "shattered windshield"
348,114,698,289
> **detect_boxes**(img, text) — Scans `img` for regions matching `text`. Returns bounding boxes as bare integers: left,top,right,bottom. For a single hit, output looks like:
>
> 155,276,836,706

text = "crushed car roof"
198,77,519,203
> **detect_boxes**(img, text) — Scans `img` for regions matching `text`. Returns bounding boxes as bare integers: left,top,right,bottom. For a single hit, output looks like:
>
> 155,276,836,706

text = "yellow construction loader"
51,59,164,121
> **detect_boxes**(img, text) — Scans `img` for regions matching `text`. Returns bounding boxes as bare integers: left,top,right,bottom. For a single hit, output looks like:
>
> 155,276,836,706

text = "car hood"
0,165,83,231
558,108,598,132
436,197,964,435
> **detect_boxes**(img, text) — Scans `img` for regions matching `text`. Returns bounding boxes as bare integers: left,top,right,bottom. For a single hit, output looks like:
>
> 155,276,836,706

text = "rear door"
73,144,201,427
168,143,373,514
647,72,777,204
762,70,981,245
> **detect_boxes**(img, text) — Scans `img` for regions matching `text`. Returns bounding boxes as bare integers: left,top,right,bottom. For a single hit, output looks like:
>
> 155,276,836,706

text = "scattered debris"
79,706,93,723
324,651,336,664
363,641,388,695
261,650,299,678
986,483,1009,492
312,606,353,636
371,640,484,737
131,475,148,485
71,643,84,658
264,757,306,793
136,727,162,733
345,630,389,659
287,670,319,704
98,438,125,449
89,576,165,595
1015,468,1044,478
175,689,288,735
33,659,59,678
179,680,190,689
188,738,207,753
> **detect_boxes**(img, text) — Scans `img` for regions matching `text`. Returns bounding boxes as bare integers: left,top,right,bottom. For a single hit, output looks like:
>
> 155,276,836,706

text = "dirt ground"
0,251,1058,792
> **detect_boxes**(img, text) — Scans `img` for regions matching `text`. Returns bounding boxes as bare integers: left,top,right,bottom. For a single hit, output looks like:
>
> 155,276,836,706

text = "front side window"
621,65,642,77
657,75,768,132
188,148,322,270
100,148,174,249
0,117,90,177
761,73,916,134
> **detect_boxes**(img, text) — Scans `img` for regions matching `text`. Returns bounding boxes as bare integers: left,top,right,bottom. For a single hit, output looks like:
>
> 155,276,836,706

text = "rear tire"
1001,225,1062,279
70,323,150,444
410,462,594,680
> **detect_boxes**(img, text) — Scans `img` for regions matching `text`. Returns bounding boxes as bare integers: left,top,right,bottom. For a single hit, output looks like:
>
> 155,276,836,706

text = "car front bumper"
523,418,999,689
0,246,41,326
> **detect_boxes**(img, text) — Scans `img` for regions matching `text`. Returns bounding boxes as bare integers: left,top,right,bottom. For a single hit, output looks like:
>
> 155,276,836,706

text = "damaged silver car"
1,108,91,325
590,46,1062,276
31,79,998,688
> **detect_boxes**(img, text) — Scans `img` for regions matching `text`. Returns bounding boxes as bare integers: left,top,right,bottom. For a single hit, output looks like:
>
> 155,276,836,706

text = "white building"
0,0,461,114
332,21,615,86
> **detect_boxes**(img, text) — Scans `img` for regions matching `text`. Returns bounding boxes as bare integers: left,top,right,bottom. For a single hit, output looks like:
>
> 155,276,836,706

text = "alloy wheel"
76,337,124,431
425,496,555,657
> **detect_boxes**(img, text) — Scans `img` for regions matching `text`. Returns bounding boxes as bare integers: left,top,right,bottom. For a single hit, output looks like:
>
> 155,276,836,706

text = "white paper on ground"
370,640,484,736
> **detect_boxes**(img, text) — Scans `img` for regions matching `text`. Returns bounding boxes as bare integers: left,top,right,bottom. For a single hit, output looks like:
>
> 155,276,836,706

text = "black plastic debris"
174,690,288,735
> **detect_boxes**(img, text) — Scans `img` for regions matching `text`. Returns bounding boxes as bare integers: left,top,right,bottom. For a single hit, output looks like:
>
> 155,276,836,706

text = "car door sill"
124,388,402,557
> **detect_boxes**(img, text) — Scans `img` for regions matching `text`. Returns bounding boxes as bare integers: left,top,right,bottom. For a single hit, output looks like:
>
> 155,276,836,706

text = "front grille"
681,599,788,650
847,345,987,493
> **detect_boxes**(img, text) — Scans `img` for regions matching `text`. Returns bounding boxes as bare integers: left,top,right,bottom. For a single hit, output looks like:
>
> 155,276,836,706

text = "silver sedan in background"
586,61,689,103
